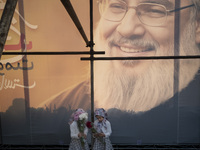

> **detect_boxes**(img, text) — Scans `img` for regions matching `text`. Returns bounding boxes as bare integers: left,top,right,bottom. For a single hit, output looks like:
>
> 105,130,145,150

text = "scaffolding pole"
0,0,18,59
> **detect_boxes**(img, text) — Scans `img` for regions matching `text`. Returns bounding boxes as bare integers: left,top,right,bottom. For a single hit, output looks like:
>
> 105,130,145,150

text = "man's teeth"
120,46,145,53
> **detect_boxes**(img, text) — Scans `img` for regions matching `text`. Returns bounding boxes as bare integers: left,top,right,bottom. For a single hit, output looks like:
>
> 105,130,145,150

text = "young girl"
68,108,90,150
93,108,113,150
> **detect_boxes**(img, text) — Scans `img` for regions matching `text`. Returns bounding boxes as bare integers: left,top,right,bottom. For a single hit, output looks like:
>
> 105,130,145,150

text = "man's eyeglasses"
98,0,195,27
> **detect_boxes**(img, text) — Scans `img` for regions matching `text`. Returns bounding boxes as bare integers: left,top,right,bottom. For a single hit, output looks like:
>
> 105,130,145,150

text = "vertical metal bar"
90,0,94,123
174,0,181,144
0,0,18,144
18,0,31,144
0,112,2,144
0,0,18,59
90,0,95,146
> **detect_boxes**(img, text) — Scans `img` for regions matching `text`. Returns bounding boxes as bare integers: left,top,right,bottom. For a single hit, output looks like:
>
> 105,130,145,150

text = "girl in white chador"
69,108,90,150
93,108,113,150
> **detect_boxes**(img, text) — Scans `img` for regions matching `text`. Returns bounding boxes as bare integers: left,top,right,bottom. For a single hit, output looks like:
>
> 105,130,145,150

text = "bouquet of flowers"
77,112,88,148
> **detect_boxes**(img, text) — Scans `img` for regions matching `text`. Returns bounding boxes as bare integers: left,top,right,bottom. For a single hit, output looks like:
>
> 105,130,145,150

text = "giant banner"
0,0,200,145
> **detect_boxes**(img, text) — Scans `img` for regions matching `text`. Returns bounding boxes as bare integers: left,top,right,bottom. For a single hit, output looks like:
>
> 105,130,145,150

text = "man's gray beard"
94,21,200,112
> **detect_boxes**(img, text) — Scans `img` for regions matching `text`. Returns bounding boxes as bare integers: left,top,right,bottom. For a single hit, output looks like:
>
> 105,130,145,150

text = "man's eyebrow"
140,0,174,9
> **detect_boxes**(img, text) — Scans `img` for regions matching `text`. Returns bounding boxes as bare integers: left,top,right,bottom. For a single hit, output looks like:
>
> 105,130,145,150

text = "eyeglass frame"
98,1,195,27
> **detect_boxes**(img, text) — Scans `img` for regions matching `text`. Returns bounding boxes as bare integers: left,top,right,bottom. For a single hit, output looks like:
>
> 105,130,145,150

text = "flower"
79,112,88,120
86,121,93,129
86,121,97,133
77,113,88,148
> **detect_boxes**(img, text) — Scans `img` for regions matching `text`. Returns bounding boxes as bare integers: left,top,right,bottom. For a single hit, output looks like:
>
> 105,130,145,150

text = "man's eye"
149,9,165,14
145,8,166,17
109,3,126,13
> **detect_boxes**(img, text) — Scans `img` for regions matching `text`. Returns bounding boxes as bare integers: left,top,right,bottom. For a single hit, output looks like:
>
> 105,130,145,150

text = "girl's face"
96,115,104,122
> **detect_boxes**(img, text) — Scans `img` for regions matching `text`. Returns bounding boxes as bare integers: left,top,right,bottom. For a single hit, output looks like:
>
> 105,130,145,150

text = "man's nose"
116,9,146,38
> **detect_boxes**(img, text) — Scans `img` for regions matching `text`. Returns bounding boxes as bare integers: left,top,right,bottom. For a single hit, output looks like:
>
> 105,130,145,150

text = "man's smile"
118,45,155,53
111,42,156,56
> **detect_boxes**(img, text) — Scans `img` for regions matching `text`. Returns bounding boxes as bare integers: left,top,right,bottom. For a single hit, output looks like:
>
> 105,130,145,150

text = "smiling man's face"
94,0,200,112
95,0,196,74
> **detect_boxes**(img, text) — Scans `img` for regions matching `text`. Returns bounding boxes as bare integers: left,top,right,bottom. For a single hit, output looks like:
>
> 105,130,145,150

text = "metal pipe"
60,0,89,46
0,0,18,59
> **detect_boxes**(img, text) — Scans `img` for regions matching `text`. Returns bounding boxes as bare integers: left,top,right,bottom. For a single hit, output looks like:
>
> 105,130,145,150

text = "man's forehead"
139,0,172,3
139,0,174,8
128,0,192,8
139,0,192,5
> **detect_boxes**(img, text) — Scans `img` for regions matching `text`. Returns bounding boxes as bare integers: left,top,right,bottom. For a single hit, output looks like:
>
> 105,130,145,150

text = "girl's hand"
99,133,105,137
83,133,87,139
93,133,105,138
93,133,99,138
78,133,82,138
78,133,87,138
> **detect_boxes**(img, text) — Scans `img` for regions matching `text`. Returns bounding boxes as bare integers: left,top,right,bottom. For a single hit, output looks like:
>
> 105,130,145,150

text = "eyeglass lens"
99,0,169,26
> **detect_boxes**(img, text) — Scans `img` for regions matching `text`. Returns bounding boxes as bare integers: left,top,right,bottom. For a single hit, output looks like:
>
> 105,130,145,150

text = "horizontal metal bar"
81,55,200,61
2,51,105,55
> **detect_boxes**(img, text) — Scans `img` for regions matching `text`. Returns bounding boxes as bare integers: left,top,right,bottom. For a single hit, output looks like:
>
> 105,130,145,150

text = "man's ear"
195,12,200,44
